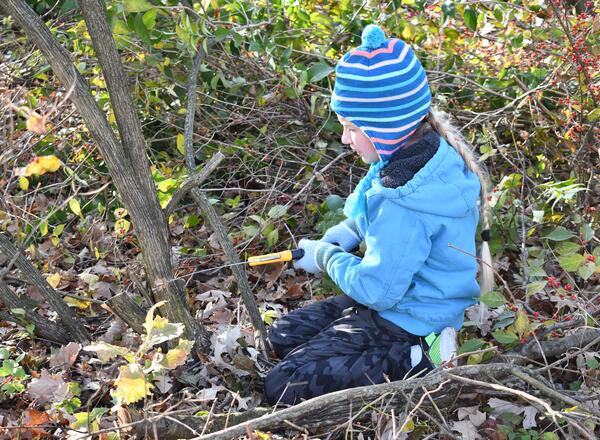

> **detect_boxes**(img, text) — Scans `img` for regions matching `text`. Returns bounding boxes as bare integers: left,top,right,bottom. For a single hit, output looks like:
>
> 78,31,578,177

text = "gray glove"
293,239,343,274
321,219,362,252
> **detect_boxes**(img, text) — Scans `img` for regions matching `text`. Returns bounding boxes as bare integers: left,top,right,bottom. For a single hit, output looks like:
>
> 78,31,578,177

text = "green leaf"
267,205,287,219
558,253,585,272
526,280,547,296
586,357,599,369
480,291,507,308
588,107,600,122
492,329,519,345
458,338,486,354
578,262,596,280
581,223,595,241
142,9,158,29
443,28,460,40
215,27,230,42
124,0,154,13
556,241,581,256
307,62,334,83
464,7,478,31
441,0,456,19
544,226,575,241
325,194,344,211
266,228,279,248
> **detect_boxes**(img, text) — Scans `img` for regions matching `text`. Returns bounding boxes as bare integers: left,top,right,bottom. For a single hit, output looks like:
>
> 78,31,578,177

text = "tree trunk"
0,0,210,351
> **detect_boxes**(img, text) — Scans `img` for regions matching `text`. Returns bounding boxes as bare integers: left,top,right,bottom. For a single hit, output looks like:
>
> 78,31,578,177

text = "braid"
427,108,494,321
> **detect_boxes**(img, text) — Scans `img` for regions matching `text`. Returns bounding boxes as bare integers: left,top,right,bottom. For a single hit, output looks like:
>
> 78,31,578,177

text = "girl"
264,25,492,406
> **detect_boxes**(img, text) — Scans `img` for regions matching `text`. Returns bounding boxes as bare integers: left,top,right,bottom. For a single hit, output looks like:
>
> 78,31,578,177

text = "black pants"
264,295,433,405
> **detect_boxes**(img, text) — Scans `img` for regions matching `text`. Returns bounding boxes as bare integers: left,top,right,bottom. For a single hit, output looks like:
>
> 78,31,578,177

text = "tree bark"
0,281,71,344
0,0,211,351
0,233,89,342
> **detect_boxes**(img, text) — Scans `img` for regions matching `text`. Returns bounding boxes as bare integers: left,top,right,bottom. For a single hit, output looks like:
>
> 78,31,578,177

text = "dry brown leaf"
26,113,48,134
22,409,51,439
27,369,68,404
50,342,82,369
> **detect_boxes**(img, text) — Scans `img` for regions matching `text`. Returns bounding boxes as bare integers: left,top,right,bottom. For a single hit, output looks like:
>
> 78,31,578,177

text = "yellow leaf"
38,156,61,173
401,24,414,40
114,364,154,404
69,198,82,217
176,133,185,155
24,155,62,176
84,342,130,363
26,113,48,134
514,310,531,337
114,218,131,237
161,339,194,369
47,273,61,289
39,221,48,237
255,431,271,440
64,296,91,309
19,177,29,190
24,161,45,177
400,418,415,432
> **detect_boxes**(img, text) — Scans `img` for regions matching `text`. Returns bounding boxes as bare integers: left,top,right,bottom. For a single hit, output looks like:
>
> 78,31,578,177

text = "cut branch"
0,233,89,342
165,151,225,216
0,281,70,344
105,292,148,336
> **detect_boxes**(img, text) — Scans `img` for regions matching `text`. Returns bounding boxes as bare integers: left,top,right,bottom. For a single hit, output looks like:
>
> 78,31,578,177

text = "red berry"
565,284,573,291
533,311,540,319
571,294,577,300
586,255,596,263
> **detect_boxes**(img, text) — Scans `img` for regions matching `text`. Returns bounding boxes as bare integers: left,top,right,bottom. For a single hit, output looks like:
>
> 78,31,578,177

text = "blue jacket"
325,138,481,336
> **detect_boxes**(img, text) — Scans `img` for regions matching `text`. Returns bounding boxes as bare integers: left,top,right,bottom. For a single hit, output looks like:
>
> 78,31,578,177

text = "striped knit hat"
331,25,432,161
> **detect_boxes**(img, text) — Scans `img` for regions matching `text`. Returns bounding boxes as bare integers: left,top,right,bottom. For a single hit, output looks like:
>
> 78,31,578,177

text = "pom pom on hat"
361,25,386,49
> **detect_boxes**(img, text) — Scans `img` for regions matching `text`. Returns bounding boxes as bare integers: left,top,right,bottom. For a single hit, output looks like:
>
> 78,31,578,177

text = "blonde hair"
426,108,494,311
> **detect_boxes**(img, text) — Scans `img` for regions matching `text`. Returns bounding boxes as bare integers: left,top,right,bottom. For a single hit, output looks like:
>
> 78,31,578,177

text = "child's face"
337,115,380,164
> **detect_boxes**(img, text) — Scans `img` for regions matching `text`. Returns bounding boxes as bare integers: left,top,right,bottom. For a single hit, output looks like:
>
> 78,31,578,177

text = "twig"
510,367,600,418
165,151,225,216
182,44,270,355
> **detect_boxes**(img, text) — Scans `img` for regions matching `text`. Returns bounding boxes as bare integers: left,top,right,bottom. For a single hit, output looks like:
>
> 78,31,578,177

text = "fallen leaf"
451,420,481,440
27,369,69,404
23,409,51,439
114,363,154,404
153,374,173,394
488,398,539,428
457,405,487,427
196,384,225,401
83,342,129,362
47,273,61,289
50,342,82,369
26,113,48,134
160,339,194,370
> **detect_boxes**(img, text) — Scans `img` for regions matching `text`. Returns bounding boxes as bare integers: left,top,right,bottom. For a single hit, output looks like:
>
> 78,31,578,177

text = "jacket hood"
367,138,481,218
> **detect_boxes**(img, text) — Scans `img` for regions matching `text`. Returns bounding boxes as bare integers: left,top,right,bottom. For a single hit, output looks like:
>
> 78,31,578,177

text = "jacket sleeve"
324,200,432,311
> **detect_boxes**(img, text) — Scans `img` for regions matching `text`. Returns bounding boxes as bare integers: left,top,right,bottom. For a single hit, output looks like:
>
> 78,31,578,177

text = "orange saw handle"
247,249,305,266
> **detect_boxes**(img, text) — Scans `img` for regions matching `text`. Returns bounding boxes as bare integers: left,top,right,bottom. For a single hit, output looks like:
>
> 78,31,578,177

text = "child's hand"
293,239,344,274
321,219,361,252
293,239,323,274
